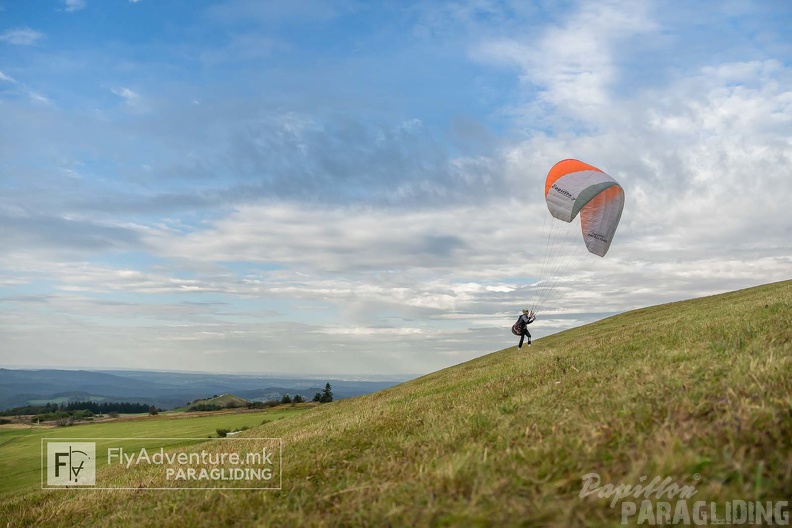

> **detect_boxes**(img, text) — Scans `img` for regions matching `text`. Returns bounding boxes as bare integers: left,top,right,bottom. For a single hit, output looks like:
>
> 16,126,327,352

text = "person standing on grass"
512,308,536,349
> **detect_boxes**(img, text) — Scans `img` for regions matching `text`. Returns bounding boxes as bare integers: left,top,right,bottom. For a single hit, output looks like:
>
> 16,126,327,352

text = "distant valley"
0,368,411,411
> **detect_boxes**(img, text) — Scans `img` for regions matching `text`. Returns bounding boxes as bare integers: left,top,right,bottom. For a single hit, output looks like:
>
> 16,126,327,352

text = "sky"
1,0,790,377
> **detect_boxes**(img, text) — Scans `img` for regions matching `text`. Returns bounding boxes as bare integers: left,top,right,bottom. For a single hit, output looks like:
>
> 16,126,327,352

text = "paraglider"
544,159,625,258
512,308,536,349
525,159,625,324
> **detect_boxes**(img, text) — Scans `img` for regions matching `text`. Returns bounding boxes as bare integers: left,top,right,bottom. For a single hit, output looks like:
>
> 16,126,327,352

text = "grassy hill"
174,393,251,411
1,280,790,527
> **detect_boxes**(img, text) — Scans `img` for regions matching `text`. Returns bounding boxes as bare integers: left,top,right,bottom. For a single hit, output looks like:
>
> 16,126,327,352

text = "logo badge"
46,442,96,486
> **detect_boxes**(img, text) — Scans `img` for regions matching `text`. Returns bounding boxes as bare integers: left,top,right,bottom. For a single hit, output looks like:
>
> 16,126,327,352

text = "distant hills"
0,368,408,411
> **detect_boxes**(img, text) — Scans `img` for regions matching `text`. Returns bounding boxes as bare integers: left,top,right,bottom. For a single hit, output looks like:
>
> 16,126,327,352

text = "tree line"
0,400,157,416
280,382,334,404
3,383,336,418
231,383,334,410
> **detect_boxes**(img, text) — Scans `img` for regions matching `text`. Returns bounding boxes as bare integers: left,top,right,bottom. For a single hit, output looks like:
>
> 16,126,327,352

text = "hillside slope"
3,280,790,527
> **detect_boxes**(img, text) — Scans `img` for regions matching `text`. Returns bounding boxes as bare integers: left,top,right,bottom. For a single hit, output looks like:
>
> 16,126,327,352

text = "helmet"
522,308,531,314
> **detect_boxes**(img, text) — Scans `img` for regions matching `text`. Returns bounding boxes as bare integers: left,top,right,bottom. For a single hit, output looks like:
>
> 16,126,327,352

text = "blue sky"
1,0,791,376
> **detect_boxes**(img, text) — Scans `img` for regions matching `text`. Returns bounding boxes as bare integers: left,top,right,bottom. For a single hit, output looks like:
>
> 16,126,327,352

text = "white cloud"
0,27,45,46
111,87,141,106
0,70,16,83
473,0,657,116
28,91,52,105
501,63,792,256
62,0,86,12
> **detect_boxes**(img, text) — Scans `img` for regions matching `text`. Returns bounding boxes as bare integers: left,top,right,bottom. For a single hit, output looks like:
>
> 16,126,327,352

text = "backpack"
511,318,525,336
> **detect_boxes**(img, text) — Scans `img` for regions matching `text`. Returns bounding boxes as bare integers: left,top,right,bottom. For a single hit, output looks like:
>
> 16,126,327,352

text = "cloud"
61,0,86,12
111,86,141,106
0,71,52,105
0,210,143,255
474,1,659,124
0,27,45,46
501,61,792,252
158,110,503,207
28,91,52,105
145,203,481,272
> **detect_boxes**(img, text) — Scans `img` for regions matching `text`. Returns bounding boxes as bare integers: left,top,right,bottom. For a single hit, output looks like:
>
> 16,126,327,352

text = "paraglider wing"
544,159,625,257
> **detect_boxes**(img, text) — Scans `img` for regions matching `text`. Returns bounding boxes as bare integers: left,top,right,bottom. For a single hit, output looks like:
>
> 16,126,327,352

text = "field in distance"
0,405,307,497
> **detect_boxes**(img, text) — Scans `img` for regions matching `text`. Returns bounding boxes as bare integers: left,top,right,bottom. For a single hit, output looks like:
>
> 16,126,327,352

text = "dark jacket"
518,313,536,327
511,313,535,335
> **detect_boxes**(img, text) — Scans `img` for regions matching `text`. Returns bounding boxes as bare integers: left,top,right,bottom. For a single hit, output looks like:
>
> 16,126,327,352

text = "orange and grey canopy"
544,159,625,257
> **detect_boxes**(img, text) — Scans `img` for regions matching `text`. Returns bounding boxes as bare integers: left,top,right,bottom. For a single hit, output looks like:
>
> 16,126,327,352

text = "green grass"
0,408,304,499
1,280,790,527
